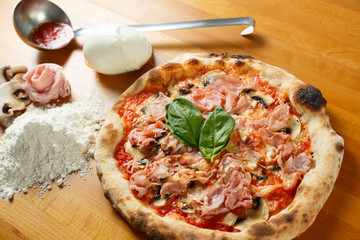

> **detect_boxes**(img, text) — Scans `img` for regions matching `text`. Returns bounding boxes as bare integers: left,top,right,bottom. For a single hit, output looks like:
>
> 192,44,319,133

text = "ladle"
13,0,255,50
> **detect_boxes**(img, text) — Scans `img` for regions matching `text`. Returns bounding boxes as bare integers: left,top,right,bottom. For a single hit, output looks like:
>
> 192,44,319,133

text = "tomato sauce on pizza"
113,62,313,232
96,53,344,239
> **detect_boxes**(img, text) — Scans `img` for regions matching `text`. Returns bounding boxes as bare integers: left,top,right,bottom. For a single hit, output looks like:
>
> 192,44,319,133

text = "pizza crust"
95,53,344,240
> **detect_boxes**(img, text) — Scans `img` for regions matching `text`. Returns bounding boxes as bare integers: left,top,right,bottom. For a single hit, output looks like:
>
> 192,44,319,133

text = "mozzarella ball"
83,25,152,75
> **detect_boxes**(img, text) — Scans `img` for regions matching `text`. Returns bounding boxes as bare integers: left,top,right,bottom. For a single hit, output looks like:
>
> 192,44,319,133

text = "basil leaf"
199,107,235,162
165,98,203,148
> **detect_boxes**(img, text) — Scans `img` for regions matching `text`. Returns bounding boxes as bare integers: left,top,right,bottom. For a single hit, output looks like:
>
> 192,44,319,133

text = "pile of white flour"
0,99,102,201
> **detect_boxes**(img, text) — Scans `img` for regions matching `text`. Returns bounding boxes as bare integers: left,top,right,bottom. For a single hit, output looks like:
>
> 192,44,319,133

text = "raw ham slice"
284,152,313,174
145,92,172,120
251,104,290,132
23,63,71,104
159,134,187,154
268,104,290,131
233,115,246,130
201,156,253,217
150,161,172,181
276,138,295,160
128,121,167,149
231,95,251,114
160,175,189,196
186,88,223,112
130,169,152,198
281,153,313,190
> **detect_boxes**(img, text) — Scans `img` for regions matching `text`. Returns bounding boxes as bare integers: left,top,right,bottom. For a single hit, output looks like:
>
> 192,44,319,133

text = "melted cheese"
125,141,145,161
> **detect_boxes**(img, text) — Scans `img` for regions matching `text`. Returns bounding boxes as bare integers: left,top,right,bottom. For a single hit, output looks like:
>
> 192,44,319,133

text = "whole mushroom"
0,65,31,119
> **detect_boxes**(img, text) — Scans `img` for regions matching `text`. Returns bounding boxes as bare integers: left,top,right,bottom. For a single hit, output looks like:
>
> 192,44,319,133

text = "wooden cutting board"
0,0,359,239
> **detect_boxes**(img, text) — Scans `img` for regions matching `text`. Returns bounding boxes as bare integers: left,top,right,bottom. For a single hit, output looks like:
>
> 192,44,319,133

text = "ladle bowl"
13,0,255,50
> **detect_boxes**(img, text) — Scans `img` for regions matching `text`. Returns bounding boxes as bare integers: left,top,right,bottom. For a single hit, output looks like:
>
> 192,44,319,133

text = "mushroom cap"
0,65,30,119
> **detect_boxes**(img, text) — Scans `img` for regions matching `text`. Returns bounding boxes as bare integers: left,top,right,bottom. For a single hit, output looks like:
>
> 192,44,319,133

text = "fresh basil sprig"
165,98,203,148
165,98,235,162
199,107,235,161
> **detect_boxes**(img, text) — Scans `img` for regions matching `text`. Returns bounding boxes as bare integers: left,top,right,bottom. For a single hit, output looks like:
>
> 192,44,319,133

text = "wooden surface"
0,0,359,239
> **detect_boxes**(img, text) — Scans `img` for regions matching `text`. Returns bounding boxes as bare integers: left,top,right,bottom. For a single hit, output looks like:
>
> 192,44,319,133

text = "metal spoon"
13,0,255,50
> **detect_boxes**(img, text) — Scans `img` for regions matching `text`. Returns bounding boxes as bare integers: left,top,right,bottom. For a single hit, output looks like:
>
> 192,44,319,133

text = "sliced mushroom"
287,115,301,138
0,65,28,84
221,212,238,226
179,203,195,214
234,198,270,230
251,94,275,109
0,67,31,120
200,70,226,87
0,66,11,84
0,83,26,118
152,195,168,206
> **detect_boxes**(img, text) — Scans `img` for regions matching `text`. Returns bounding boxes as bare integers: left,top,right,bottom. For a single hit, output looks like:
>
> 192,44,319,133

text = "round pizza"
95,53,344,239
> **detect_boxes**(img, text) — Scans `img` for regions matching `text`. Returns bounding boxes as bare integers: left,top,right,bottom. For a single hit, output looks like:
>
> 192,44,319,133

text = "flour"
0,99,102,201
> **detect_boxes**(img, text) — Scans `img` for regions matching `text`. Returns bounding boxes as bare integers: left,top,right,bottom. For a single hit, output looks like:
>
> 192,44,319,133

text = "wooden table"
0,0,359,239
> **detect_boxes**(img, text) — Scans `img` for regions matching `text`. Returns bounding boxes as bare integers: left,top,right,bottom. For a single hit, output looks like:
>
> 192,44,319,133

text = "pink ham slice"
252,104,290,131
186,75,246,113
128,121,167,149
268,104,290,131
145,92,172,121
283,152,313,174
231,95,251,114
160,176,189,197
201,156,253,217
186,88,223,112
23,63,71,104
130,169,152,198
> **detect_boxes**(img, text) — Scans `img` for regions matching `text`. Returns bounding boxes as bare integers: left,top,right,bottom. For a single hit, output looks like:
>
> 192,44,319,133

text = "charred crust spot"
162,63,182,70
104,191,110,200
295,85,327,111
152,237,166,240
297,184,309,194
97,172,103,180
100,124,119,146
283,213,295,223
273,209,298,225
336,141,344,152
104,123,114,131
129,210,176,240
210,53,219,57
302,213,309,224
221,52,229,58
131,211,147,230
235,60,244,67
187,58,200,66
214,59,225,65
249,223,276,237
149,69,163,84
230,54,254,59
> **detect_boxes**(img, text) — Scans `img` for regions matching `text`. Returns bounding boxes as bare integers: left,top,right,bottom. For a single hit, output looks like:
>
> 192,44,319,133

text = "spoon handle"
74,17,255,37
130,17,255,35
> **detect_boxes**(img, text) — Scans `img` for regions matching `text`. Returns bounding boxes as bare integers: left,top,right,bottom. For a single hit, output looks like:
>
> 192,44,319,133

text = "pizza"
95,53,344,239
